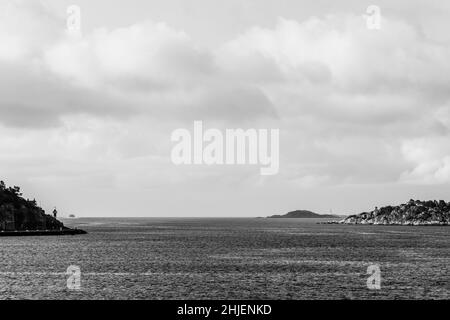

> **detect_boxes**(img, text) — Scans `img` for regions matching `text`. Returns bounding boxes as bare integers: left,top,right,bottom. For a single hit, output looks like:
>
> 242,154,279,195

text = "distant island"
267,210,342,219
339,199,450,226
0,181,86,236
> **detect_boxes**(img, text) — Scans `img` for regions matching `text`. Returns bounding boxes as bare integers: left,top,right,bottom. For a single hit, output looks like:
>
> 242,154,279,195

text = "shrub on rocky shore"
340,199,450,226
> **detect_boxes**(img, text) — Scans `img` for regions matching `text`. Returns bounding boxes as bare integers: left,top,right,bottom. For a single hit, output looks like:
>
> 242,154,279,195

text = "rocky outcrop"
0,181,73,232
340,199,450,226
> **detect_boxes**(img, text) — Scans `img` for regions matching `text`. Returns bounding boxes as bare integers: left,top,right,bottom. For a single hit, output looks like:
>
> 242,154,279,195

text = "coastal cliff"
0,181,85,234
340,199,450,226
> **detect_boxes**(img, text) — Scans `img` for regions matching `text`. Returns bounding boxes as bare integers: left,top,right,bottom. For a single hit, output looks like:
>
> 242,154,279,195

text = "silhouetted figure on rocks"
53,207,57,218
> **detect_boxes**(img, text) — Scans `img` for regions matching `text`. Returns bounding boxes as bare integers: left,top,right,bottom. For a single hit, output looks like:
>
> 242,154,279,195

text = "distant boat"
68,214,76,218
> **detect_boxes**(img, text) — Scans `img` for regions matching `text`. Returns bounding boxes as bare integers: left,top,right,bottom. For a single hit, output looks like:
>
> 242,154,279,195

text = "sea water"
0,218,448,299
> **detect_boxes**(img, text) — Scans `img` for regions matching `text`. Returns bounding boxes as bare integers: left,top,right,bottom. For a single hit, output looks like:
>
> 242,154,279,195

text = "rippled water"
0,218,448,299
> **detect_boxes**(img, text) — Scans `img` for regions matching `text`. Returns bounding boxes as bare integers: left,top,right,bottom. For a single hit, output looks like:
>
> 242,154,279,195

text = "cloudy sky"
1,0,450,217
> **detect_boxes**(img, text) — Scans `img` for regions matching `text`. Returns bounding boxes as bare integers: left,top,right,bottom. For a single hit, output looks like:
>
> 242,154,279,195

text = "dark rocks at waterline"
0,229,87,237
0,180,86,234
339,199,450,226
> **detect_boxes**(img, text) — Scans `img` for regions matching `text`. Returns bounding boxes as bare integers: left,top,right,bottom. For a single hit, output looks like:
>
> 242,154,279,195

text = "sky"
1,0,450,217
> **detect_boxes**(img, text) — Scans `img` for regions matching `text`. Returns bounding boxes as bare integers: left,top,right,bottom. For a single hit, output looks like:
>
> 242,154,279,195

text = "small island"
267,210,342,219
0,181,86,236
339,199,450,226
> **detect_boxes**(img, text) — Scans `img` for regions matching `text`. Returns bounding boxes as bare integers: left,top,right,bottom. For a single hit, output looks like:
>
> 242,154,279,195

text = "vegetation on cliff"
0,181,65,231
341,199,450,226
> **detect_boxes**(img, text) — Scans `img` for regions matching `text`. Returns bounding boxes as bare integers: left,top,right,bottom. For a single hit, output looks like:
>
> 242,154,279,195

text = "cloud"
218,15,450,121
215,14,450,185
220,15,450,87
0,61,133,128
0,1,63,61
400,137,450,184
44,21,215,89
1,0,450,217
0,1,277,129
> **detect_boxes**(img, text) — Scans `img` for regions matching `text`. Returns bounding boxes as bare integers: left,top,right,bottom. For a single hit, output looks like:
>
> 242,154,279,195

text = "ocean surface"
0,218,448,300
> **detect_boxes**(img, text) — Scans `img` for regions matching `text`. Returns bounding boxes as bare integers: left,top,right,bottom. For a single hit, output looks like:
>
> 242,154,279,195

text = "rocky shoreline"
0,229,87,237
330,199,450,226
